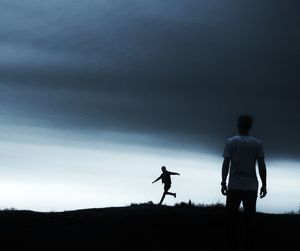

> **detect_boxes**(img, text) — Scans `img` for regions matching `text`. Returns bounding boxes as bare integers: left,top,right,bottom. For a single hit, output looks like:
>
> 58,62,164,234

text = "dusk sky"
0,0,299,212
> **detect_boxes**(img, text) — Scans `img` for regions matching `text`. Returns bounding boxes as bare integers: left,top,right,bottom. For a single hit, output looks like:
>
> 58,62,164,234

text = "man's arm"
257,157,267,198
152,175,162,184
221,157,230,195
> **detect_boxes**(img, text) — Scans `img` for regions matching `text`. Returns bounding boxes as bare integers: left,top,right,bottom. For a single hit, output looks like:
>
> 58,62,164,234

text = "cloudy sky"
0,0,299,212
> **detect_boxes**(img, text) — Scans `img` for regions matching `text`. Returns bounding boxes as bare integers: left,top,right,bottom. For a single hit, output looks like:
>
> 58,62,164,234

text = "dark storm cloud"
0,0,299,158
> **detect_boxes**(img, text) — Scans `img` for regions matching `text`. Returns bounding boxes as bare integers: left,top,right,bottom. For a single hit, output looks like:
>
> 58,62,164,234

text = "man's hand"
260,186,267,198
221,184,227,196
152,181,155,184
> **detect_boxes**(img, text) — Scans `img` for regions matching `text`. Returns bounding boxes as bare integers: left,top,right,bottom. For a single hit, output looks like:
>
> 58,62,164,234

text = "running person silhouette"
152,166,180,205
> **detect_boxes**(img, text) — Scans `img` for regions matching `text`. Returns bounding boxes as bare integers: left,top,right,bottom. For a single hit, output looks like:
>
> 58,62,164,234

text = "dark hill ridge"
0,204,299,250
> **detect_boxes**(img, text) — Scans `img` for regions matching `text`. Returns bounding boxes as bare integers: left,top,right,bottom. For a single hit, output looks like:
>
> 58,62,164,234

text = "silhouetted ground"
0,203,299,250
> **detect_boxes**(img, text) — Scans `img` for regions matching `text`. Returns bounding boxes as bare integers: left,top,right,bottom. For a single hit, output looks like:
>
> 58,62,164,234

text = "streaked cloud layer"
0,0,299,157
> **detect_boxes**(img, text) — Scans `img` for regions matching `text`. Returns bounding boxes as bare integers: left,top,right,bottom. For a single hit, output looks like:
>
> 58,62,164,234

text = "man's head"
161,166,167,172
237,114,253,134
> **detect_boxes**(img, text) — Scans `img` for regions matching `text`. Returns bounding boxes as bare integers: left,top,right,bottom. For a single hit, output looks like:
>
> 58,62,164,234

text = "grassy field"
0,203,298,250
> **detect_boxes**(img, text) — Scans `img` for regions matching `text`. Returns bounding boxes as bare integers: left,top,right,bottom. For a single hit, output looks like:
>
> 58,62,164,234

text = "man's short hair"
237,114,253,131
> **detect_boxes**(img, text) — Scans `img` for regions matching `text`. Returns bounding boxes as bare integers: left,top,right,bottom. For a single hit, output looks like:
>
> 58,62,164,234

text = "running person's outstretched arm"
152,175,162,184
169,171,180,175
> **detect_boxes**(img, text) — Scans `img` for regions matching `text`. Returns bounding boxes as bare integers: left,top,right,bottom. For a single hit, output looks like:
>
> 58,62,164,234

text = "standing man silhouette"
221,114,267,251
152,166,180,205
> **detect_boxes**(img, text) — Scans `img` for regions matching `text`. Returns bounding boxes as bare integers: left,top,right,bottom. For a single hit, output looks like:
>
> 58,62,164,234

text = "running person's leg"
158,192,166,205
164,183,176,197
158,184,174,205
158,184,169,205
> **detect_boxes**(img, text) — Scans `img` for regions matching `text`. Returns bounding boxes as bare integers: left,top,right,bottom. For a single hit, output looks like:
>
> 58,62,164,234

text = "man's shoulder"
248,136,263,145
226,135,240,143
227,135,262,144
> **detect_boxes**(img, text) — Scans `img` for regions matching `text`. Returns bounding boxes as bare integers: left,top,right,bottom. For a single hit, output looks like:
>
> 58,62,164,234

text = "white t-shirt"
223,135,264,190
